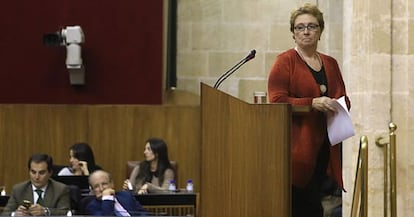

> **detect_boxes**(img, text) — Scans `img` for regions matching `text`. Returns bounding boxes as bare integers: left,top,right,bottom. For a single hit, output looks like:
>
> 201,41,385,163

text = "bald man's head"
89,170,114,199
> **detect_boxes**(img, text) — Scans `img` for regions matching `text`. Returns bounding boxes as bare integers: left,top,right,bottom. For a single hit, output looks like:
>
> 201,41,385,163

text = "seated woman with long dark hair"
123,138,175,194
58,142,102,176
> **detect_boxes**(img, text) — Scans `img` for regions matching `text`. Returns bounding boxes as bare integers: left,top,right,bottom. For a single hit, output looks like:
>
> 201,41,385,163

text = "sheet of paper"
327,96,355,145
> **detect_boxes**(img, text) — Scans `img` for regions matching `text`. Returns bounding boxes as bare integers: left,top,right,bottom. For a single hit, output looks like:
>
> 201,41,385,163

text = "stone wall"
176,0,414,216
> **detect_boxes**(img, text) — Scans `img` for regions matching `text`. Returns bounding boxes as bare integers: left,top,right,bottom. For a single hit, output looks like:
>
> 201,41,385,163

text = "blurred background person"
123,138,175,194
2,153,70,216
267,3,350,217
86,170,147,216
58,142,102,176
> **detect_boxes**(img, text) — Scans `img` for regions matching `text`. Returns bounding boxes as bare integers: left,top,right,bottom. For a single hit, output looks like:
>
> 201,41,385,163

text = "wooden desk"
0,196,9,213
1,192,198,217
136,191,196,205
0,196,8,207
138,191,198,217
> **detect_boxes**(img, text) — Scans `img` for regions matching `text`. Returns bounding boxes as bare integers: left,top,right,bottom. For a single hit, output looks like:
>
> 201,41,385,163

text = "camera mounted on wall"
43,25,85,85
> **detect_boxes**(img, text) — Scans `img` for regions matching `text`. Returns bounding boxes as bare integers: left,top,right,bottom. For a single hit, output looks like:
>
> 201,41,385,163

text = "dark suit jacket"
2,179,71,216
85,191,147,216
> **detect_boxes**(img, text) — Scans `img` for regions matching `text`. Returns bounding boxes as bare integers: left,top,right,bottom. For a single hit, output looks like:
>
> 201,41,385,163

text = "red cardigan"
268,48,351,188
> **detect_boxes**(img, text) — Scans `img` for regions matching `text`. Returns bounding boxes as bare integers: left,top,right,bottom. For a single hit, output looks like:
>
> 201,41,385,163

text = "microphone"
213,49,256,89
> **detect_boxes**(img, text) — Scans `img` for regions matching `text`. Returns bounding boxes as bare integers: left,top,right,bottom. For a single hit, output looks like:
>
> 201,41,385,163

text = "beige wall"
177,0,414,216
176,0,341,102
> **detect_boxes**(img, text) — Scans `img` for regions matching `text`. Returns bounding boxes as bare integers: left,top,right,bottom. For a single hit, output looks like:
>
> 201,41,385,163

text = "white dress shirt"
102,195,131,216
31,185,47,204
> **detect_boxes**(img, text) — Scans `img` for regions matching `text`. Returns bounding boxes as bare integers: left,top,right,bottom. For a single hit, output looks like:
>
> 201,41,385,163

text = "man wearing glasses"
85,170,147,216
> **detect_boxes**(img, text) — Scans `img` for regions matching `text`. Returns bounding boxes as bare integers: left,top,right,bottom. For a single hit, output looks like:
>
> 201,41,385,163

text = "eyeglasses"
294,24,320,32
91,182,110,190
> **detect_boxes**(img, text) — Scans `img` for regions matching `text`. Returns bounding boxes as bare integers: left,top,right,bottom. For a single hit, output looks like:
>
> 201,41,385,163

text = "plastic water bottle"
0,188,6,196
168,180,176,191
186,179,194,192
66,210,72,216
126,180,134,191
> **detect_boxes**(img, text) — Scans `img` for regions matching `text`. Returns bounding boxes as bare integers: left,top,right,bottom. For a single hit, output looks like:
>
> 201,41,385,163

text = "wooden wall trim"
0,104,200,194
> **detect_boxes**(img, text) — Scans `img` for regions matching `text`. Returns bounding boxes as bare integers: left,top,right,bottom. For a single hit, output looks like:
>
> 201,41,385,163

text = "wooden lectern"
200,83,291,217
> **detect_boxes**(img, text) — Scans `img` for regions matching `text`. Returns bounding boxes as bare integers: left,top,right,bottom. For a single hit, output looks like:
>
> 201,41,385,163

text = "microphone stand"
213,50,256,89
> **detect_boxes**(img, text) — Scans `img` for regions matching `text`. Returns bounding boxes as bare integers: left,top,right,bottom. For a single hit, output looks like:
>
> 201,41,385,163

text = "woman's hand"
137,183,148,194
312,96,337,114
78,161,89,175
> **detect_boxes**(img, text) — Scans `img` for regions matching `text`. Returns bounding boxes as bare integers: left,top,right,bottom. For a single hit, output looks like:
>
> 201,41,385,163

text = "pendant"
320,84,327,94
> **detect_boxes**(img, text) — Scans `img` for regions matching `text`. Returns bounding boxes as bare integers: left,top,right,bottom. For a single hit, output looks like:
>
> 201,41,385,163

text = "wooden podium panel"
200,83,291,217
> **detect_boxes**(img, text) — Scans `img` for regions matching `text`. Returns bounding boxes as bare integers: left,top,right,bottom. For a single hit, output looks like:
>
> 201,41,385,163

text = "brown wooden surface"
0,102,200,194
200,83,291,217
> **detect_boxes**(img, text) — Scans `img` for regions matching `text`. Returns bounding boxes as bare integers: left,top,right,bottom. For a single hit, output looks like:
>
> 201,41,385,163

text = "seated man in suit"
86,170,147,216
2,153,71,216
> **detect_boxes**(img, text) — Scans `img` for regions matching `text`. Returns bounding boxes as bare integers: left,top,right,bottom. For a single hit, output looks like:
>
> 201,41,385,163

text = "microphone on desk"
213,49,256,89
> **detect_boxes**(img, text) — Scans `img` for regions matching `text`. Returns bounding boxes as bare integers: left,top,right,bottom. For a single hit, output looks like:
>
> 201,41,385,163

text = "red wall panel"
0,0,164,104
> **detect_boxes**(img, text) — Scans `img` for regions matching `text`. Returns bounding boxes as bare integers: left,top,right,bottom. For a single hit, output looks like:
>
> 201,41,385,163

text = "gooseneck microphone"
213,49,256,89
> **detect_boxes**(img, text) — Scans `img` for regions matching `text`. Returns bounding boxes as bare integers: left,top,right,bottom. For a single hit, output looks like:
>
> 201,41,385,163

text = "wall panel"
0,0,165,104
0,104,200,194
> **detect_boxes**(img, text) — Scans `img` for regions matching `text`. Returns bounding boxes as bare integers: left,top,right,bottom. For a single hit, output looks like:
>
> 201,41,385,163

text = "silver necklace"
295,47,327,95
295,47,322,71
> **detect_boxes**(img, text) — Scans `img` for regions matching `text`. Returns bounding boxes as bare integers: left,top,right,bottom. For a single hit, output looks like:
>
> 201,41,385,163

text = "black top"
307,64,328,96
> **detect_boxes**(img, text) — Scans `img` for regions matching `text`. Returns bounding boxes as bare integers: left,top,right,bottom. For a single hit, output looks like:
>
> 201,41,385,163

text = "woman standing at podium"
268,3,350,217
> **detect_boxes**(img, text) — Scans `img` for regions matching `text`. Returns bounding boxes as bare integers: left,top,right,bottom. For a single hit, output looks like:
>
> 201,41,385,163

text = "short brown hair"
28,153,53,172
290,3,324,33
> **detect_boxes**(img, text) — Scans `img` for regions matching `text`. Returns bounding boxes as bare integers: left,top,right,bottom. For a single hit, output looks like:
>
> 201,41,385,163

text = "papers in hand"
327,96,355,145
